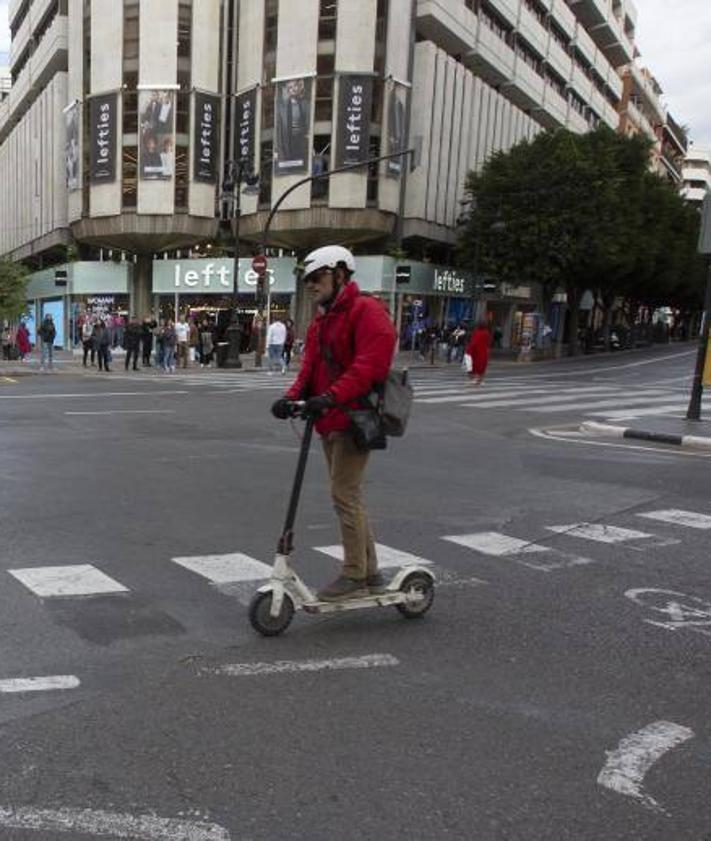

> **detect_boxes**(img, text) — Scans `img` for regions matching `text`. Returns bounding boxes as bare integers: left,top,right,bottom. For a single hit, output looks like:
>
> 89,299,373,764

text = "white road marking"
172,552,272,583
65,410,176,416
597,720,694,813
0,806,230,839
587,404,684,420
545,523,654,544
314,543,433,568
526,393,677,413
528,426,711,460
442,532,593,572
203,653,399,676
638,509,711,529
456,387,629,409
416,387,579,404
0,675,80,694
0,391,189,400
626,588,711,636
8,564,129,598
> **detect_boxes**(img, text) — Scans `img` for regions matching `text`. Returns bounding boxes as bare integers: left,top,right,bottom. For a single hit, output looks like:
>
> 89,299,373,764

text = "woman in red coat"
466,320,491,386
16,322,31,361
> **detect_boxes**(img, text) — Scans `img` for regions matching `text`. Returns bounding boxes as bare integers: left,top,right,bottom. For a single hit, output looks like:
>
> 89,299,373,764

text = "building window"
315,53,335,122
479,2,513,48
175,145,189,210
366,137,380,205
123,1,139,70
178,2,192,66
123,71,138,134
122,146,137,208
311,134,330,202
374,0,388,77
262,0,279,128
318,0,337,41
259,141,273,208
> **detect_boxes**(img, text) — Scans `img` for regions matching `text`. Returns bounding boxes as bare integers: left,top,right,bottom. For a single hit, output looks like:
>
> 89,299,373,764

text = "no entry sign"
252,255,268,275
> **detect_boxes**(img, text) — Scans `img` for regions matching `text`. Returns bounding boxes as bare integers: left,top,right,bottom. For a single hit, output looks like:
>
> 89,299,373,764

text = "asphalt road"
1,345,710,840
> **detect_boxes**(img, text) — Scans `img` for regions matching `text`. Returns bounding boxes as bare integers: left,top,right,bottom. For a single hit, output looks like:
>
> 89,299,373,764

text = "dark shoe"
366,572,387,594
317,575,368,602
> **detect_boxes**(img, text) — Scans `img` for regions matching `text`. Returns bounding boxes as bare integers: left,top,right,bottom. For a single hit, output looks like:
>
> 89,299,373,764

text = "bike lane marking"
597,721,694,813
200,653,400,677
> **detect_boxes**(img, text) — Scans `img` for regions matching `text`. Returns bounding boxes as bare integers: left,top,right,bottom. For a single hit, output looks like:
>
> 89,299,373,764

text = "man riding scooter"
271,246,396,601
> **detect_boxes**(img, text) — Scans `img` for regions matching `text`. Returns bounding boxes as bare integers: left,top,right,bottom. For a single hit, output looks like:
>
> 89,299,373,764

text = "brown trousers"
322,432,378,581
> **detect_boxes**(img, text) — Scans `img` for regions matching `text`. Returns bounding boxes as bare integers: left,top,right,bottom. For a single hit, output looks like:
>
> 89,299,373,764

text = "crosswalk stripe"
171,553,272,583
442,531,593,571
637,509,711,530
454,387,628,409
416,387,585,404
8,564,129,598
314,543,433,568
545,523,654,544
525,393,676,413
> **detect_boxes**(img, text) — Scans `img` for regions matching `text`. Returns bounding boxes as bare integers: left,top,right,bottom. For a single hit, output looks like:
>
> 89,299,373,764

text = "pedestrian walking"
123,317,142,371
141,317,155,367
266,317,287,374
1,323,13,360
38,313,56,372
155,320,165,369
466,320,491,386
282,318,295,371
95,321,112,372
162,320,177,373
16,322,30,361
188,318,199,366
199,319,214,367
81,317,95,367
175,316,190,369
271,245,396,601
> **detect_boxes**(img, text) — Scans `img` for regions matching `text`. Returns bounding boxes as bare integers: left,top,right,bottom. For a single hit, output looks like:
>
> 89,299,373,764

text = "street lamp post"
217,158,259,369
686,194,711,421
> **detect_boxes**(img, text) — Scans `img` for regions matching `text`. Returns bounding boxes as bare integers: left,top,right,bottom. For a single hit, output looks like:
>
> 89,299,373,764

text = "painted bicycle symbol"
625,588,711,637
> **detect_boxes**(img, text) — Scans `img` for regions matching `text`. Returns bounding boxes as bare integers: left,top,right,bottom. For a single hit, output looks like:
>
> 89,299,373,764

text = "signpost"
252,254,269,368
686,195,711,420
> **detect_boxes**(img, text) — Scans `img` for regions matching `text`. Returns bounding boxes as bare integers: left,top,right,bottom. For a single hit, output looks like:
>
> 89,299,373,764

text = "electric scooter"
248,402,435,637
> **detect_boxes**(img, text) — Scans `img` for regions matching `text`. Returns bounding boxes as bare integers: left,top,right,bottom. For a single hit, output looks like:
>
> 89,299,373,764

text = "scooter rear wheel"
396,572,435,619
249,591,295,636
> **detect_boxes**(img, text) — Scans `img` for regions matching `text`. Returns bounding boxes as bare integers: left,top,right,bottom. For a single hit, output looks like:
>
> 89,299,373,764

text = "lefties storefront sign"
151,258,298,295
335,75,373,168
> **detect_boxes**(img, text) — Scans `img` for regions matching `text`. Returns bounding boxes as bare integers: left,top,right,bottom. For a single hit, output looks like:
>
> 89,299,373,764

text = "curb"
580,421,711,452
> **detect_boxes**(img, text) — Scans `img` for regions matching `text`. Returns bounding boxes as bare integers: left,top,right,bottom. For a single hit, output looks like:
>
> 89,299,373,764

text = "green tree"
0,260,29,322
458,126,701,354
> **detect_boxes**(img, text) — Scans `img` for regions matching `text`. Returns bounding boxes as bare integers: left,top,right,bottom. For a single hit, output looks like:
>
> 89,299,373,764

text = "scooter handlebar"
285,400,308,418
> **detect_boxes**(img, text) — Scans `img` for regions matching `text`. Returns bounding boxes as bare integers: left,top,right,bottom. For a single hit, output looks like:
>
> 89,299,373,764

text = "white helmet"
302,245,355,280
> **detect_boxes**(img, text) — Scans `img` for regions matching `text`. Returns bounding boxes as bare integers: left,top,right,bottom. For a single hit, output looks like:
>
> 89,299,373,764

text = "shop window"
315,53,335,123
318,0,337,42
174,145,189,210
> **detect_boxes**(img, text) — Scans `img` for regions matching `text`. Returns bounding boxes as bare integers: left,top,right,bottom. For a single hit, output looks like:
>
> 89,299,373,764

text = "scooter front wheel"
396,572,435,619
249,590,295,636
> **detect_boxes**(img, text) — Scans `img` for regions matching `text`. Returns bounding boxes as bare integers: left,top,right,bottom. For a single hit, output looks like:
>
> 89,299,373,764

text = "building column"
132,255,153,318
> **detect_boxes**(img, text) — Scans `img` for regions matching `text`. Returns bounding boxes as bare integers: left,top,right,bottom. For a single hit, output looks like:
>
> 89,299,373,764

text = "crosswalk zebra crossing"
6,508,708,611
110,370,290,392
410,373,688,421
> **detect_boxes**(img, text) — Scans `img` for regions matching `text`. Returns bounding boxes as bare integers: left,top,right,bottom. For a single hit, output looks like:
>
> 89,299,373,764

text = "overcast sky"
0,0,709,147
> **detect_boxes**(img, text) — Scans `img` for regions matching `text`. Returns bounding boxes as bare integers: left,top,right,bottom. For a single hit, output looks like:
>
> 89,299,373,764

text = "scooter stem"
277,415,315,555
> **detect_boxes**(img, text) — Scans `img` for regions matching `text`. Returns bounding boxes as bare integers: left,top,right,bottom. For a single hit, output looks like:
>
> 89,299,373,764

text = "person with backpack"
81,316,95,367
271,246,396,602
38,313,57,372
123,317,142,371
95,321,112,372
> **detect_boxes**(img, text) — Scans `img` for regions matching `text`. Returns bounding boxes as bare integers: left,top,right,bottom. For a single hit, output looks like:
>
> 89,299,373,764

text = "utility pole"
686,195,711,420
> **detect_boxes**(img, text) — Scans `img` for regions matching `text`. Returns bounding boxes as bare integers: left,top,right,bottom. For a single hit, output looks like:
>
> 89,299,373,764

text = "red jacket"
466,327,491,376
286,281,396,435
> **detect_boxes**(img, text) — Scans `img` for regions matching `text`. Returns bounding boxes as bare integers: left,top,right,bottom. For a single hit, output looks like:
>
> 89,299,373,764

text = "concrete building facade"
682,147,711,208
0,0,689,351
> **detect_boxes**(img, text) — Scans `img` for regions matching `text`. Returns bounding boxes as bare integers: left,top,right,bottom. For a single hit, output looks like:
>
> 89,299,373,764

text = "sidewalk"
581,415,711,453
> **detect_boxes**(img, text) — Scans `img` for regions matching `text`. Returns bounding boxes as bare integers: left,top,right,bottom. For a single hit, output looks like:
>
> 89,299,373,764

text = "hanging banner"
235,87,257,172
335,75,373,168
386,81,408,178
194,91,220,183
89,93,117,183
65,102,80,192
274,76,312,176
139,89,175,180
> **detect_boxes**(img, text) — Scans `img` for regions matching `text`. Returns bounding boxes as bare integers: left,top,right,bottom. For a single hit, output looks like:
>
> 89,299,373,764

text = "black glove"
305,394,334,417
271,398,292,420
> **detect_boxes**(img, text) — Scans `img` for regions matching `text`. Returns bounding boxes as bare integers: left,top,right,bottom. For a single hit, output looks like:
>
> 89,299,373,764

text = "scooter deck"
301,590,409,614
